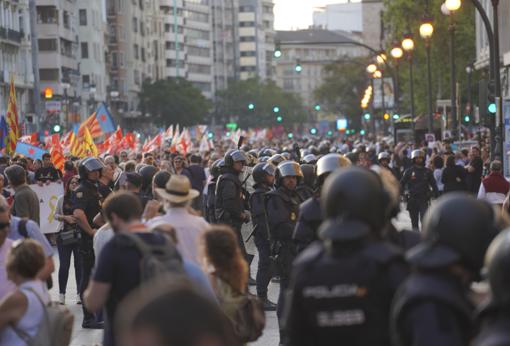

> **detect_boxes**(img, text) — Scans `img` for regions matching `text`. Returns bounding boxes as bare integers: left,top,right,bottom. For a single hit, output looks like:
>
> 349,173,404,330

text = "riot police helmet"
78,157,105,180
411,149,425,160
259,156,270,163
223,149,247,167
248,149,259,158
300,164,315,189
277,161,303,180
407,193,499,278
316,153,351,178
319,167,390,241
281,152,292,161
268,154,285,167
210,159,224,179
308,145,319,155
318,141,330,155
252,162,276,184
378,152,391,162
485,230,510,305
302,154,318,165
259,148,276,158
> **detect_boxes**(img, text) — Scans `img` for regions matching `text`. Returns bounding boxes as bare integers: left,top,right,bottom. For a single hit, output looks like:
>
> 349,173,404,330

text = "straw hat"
155,175,199,203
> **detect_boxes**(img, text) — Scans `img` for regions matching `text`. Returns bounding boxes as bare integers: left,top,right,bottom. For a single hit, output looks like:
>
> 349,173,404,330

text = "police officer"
378,151,399,179
473,229,510,346
391,193,499,346
400,149,438,230
215,150,251,262
285,167,407,346
72,157,104,329
296,163,315,202
250,162,277,310
204,159,223,223
293,153,351,252
266,160,303,342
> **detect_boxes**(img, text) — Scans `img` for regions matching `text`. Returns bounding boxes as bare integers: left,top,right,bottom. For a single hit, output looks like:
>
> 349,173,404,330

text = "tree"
215,78,307,128
139,78,211,126
314,58,371,130
383,0,477,117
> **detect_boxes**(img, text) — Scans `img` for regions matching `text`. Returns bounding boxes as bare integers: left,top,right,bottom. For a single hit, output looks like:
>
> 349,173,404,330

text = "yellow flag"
83,127,98,157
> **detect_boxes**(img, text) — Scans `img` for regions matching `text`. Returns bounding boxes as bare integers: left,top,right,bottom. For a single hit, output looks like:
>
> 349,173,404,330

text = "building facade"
0,0,33,123
238,0,275,81
313,1,362,33
361,0,383,51
274,29,364,107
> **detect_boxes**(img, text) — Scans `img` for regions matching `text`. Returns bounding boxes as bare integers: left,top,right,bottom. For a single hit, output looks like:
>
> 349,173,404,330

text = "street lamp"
420,17,435,134
373,70,382,79
442,0,459,140
376,53,387,65
390,44,403,112
366,64,377,74
402,33,416,134
466,65,473,124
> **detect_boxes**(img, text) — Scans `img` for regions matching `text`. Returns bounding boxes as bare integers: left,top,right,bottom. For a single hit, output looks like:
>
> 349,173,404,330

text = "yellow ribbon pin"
48,195,58,223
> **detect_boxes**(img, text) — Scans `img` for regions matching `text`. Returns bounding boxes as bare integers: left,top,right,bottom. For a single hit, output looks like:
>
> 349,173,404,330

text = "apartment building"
0,0,33,121
238,0,275,81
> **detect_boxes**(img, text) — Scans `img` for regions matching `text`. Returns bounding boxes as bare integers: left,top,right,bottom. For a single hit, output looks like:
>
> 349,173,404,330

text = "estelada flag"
6,75,20,155
79,113,102,138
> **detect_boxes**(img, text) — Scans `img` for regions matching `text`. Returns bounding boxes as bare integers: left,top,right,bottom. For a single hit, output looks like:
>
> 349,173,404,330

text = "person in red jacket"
477,160,509,207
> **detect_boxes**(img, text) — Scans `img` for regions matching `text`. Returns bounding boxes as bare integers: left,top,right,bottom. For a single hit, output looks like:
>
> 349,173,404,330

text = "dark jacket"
249,184,272,241
293,196,322,253
215,170,245,228
442,165,468,192
400,165,438,200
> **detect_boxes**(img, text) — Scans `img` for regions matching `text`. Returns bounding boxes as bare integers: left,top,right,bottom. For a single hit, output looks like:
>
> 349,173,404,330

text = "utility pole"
28,0,42,133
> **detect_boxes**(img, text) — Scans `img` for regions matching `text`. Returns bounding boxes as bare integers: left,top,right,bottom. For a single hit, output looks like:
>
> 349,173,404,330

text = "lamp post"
402,33,416,134
390,44,403,114
442,0,460,140
420,18,434,134
466,65,473,124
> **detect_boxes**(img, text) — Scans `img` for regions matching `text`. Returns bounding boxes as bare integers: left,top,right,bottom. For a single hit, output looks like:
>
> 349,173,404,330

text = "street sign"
45,101,61,113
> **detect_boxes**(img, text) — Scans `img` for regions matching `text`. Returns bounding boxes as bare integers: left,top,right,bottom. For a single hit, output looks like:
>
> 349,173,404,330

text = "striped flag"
83,127,98,157
6,75,20,155
49,134,65,172
79,113,103,138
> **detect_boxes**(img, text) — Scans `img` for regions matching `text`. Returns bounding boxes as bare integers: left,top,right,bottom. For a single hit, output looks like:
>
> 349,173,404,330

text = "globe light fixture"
445,0,461,12
419,20,434,39
366,64,377,74
390,46,404,60
376,53,387,65
401,34,414,52
373,70,382,79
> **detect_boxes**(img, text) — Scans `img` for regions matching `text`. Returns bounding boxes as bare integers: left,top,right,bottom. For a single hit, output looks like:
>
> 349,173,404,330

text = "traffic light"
207,131,214,139
464,115,470,123
314,104,321,111
52,124,61,133
287,133,293,139
273,106,280,113
345,129,350,135
363,113,371,120
392,114,400,120
248,103,255,110
276,115,283,123
44,87,53,99
226,131,231,137
310,128,318,135
384,113,390,120
326,130,333,136
360,129,366,136
488,80,496,115
295,60,302,73
274,42,282,58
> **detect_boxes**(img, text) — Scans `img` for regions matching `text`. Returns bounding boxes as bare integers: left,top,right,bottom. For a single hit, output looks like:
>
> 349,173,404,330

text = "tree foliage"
383,0,478,116
314,58,371,130
215,78,307,128
139,78,211,126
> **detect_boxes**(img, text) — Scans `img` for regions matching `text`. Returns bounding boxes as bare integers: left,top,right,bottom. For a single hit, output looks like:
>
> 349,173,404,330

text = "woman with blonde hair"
201,226,249,324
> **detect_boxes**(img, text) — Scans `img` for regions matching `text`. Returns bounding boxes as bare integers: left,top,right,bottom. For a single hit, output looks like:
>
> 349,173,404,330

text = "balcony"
0,27,5,39
7,29,22,43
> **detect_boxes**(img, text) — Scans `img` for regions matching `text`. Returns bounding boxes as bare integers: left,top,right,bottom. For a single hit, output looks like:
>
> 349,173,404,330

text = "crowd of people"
0,132,510,346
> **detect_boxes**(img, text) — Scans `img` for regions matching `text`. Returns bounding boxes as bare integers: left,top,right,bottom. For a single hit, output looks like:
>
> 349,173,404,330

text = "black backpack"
116,232,185,284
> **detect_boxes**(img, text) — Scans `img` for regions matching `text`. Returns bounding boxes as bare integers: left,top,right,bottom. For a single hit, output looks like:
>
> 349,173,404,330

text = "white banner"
30,183,64,234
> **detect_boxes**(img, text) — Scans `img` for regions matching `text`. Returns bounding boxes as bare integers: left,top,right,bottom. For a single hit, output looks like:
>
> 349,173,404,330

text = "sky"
274,0,360,30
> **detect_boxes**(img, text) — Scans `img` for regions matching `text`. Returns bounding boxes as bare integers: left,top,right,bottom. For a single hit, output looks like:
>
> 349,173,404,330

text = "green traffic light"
488,103,497,114
274,50,282,58
207,132,214,139
314,104,321,111
53,124,61,133
248,103,255,110
226,131,231,137
310,128,317,135
295,64,302,73
276,115,283,123
287,133,293,139
464,115,470,123
360,129,366,135
273,106,280,113
392,114,400,120
364,113,371,120
327,130,333,136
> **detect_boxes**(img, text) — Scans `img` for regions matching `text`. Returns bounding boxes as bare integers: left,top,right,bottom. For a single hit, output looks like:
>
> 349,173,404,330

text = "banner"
372,77,395,109
30,183,64,234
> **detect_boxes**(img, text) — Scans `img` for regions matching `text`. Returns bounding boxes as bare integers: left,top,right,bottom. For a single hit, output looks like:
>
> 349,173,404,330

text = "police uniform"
204,179,217,223
72,178,102,324
286,240,406,346
250,184,273,299
215,169,250,260
293,196,322,253
400,164,438,230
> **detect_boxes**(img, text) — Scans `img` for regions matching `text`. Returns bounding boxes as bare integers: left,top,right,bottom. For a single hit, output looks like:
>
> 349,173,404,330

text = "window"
39,68,59,81
37,6,58,24
141,48,146,62
134,44,139,60
133,17,138,32
79,9,87,25
81,42,89,59
240,51,256,57
240,36,255,42
38,39,57,51
140,22,145,36
186,28,209,40
165,41,175,50
134,70,140,85
239,21,254,27
60,39,73,57
188,64,211,74
63,11,70,29
187,46,210,57
82,75,90,87
164,24,171,32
